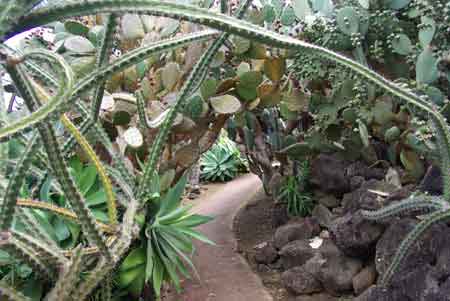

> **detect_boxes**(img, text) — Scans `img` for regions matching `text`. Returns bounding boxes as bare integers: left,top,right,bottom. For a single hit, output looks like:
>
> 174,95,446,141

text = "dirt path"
164,174,273,301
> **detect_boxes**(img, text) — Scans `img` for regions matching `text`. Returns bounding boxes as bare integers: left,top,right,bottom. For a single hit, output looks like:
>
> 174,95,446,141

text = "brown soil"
163,174,273,301
232,188,295,301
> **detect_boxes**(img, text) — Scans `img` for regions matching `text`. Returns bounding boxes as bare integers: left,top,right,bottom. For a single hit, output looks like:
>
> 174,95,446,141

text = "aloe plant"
0,0,449,299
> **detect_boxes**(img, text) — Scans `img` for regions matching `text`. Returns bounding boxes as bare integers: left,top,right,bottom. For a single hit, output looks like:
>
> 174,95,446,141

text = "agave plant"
200,133,245,182
118,175,213,296
0,0,449,299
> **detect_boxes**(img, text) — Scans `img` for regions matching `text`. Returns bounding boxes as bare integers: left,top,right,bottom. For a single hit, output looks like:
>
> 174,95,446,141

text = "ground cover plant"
1,0,450,300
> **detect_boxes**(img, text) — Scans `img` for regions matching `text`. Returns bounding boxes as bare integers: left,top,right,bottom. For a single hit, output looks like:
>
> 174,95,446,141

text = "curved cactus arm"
19,56,137,191
60,114,118,227
16,207,58,248
71,197,138,300
17,199,114,233
0,0,29,42
0,133,40,230
100,275,112,301
6,62,111,259
136,90,150,130
0,50,74,139
74,101,136,188
136,0,251,198
431,119,450,200
0,281,31,301
90,14,118,122
30,69,118,228
14,1,450,204
45,245,84,301
7,2,432,109
380,209,450,286
1,159,63,194
361,195,446,221
0,231,53,278
71,257,112,301
16,131,48,166
11,229,67,267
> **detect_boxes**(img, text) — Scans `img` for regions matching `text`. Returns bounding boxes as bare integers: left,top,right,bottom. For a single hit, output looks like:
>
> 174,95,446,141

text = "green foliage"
200,134,246,182
277,162,313,217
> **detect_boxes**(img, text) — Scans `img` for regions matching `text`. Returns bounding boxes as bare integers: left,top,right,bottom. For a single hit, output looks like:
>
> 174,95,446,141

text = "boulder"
310,154,350,196
281,266,322,295
353,265,377,295
354,285,405,301
294,293,338,301
312,204,335,228
350,176,365,191
274,218,320,249
346,161,385,180
330,211,384,258
253,241,278,264
419,165,443,195
318,194,341,208
316,249,363,295
342,180,398,213
375,218,448,277
280,240,317,270
271,201,290,228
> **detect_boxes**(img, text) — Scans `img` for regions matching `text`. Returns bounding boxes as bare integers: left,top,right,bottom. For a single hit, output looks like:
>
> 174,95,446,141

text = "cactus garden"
1,0,450,300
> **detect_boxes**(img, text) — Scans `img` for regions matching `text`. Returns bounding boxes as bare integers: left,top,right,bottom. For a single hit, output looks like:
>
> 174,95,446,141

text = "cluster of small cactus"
1,0,450,299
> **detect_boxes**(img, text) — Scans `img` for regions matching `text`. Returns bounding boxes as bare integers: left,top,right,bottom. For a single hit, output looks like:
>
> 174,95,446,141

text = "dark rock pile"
249,154,450,300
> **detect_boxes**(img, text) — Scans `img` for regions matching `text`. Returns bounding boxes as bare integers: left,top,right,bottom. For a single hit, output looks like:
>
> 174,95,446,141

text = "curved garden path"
164,174,273,301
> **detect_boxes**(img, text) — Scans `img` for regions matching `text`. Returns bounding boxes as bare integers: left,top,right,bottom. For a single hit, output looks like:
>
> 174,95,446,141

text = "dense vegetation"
0,0,450,299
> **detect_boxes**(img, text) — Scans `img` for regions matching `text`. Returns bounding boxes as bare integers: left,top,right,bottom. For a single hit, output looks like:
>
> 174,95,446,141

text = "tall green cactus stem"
0,50,73,139
0,231,53,278
379,209,450,285
30,65,118,228
17,208,58,248
361,195,446,220
17,199,114,233
74,101,136,189
91,14,117,122
136,90,149,130
51,11,118,156
0,0,30,42
14,1,450,205
60,114,118,227
73,197,138,300
100,275,112,301
6,61,111,259
137,0,251,198
72,257,112,301
0,281,31,301
0,133,39,230
45,245,84,301
11,229,67,267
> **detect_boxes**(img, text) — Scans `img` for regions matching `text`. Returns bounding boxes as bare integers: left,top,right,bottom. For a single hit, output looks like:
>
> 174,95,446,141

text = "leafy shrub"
277,175,313,217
